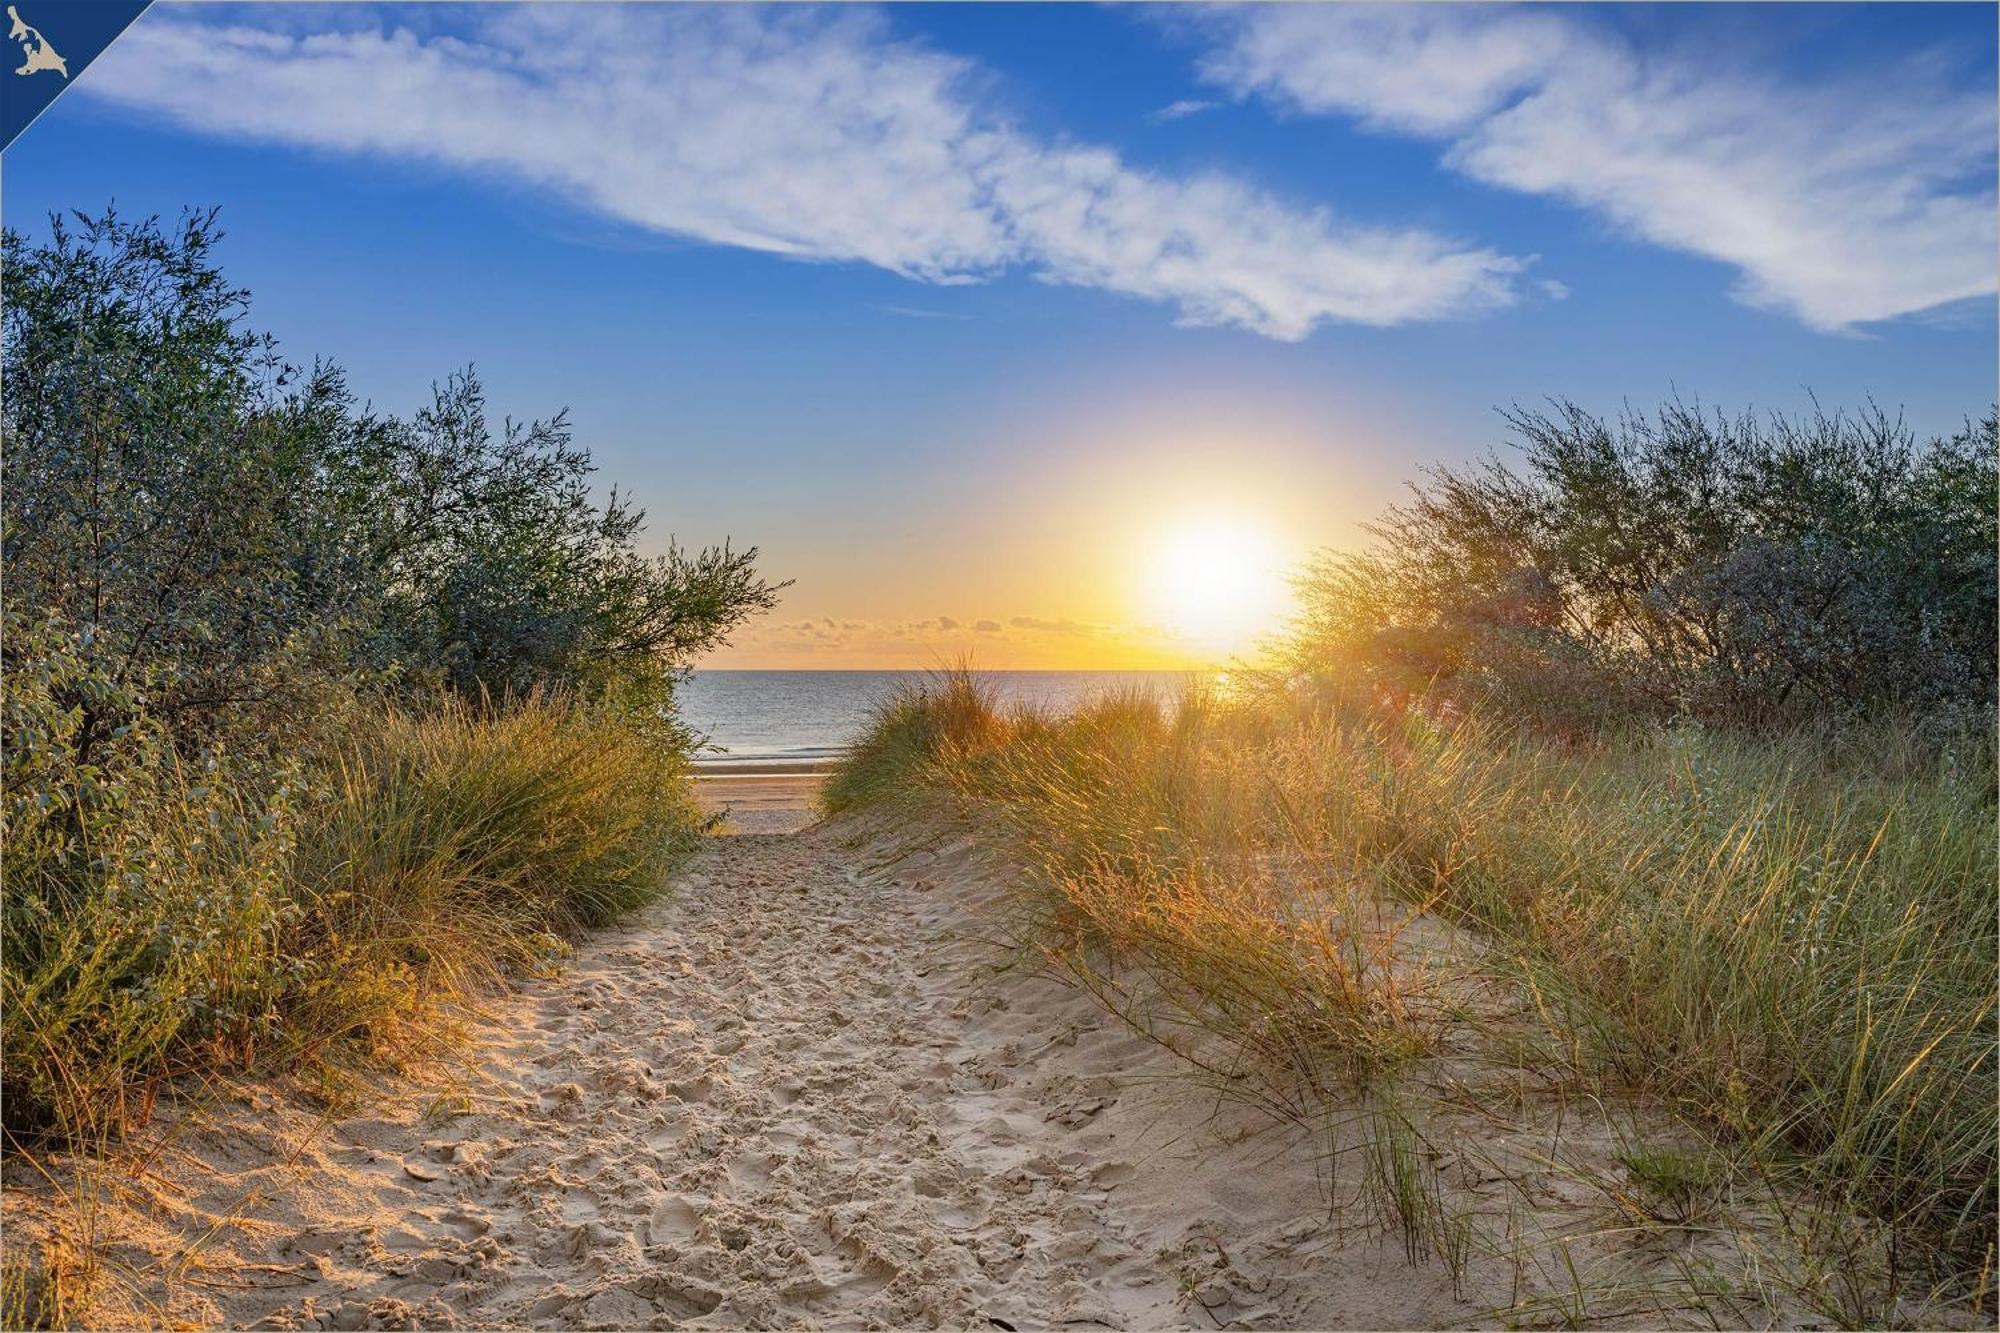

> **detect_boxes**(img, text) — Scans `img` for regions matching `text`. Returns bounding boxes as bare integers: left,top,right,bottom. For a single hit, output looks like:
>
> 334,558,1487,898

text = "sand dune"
8,820,1848,1330
11,825,1465,1330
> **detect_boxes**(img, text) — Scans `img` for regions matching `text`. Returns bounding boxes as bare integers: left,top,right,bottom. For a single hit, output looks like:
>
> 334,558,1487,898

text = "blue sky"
6,2,1995,666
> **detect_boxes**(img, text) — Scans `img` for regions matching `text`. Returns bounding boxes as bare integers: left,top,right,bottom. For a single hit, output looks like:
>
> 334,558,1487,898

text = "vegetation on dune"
3,645,701,1145
1291,398,1997,729
3,207,780,752
1,206,779,1190
828,401,1998,1324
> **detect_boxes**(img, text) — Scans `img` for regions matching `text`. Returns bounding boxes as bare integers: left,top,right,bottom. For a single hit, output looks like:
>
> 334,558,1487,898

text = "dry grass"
3,692,705,1326
4,692,701,1144
827,669,1997,1325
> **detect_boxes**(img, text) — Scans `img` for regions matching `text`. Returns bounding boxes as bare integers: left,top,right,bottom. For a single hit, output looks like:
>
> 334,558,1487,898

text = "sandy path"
24,826,1483,1331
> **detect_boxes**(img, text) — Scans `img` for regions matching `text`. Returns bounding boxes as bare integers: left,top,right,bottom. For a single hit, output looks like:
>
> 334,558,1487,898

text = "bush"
1,206,784,754
1,204,769,1150
1288,399,1997,728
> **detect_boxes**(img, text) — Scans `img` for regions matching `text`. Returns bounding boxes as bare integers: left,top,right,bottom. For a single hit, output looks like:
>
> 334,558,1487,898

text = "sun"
1141,514,1291,655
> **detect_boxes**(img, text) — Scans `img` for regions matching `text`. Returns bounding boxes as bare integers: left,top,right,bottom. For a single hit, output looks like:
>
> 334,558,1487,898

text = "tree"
360,372,782,728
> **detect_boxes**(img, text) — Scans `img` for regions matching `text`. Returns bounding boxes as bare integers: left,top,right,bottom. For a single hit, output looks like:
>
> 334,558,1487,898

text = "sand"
693,766,826,835
6,820,1871,1330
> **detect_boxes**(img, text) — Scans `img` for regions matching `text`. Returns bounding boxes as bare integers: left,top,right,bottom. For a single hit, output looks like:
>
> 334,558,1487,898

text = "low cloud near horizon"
82,6,1525,341
707,612,1203,668
1179,5,1997,331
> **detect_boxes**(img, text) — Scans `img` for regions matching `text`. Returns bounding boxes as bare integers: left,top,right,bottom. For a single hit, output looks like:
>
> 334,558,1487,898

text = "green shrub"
2,206,783,752
1289,399,1997,727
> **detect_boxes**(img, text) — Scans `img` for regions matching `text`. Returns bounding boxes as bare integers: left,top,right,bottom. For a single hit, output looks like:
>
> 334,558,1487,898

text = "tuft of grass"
1617,1143,1727,1226
820,665,1010,815
1362,1097,1475,1288
1,1239,95,1331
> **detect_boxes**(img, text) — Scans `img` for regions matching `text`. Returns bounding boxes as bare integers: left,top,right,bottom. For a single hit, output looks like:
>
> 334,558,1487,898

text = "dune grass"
3,689,706,1326
2,693,703,1153
827,670,1997,1319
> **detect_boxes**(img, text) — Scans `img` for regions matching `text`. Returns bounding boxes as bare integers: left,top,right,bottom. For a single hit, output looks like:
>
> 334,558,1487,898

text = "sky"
5,1,1995,668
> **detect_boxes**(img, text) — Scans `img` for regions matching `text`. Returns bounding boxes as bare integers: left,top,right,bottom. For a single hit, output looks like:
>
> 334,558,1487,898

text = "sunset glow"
22,3,1986,672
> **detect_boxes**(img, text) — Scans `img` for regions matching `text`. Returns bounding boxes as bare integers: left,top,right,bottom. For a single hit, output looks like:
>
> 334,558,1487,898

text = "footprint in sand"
35,825,1498,1331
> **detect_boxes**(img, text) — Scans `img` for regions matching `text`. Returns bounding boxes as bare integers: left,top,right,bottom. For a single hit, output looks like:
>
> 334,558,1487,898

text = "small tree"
3,208,372,751
362,373,782,732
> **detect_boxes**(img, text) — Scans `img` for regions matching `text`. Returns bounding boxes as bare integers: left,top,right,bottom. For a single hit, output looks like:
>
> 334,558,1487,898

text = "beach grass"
3,692,702,1152
827,670,1998,1317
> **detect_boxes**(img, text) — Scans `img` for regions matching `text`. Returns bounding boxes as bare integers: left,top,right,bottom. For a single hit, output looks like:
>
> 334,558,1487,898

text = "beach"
692,761,831,835
8,18,1990,1321
7,803,1978,1328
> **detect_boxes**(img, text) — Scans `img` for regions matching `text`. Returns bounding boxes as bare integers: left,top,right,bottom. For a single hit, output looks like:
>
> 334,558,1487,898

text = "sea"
678,670,1200,766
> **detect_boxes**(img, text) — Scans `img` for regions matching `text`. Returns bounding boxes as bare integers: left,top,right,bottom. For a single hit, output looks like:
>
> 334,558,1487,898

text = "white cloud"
1186,5,1997,331
876,304,971,321
1152,98,1218,122
1195,6,1579,136
80,5,1527,340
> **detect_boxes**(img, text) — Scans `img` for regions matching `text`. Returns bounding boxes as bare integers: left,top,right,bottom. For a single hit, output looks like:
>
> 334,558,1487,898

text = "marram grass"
2,693,702,1149
828,670,1998,1314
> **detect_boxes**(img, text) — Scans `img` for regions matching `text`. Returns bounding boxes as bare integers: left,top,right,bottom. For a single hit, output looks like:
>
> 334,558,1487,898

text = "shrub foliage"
1,206,781,1150
1289,399,1997,726
2,206,783,749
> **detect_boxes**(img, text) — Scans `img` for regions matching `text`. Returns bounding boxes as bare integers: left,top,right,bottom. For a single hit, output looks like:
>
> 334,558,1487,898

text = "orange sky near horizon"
695,395,1406,670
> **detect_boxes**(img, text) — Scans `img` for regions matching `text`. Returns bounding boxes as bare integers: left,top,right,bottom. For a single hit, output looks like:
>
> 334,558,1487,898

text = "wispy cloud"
82,5,1527,340
1183,5,1996,331
1008,616,1100,638
876,304,971,321
1151,97,1218,122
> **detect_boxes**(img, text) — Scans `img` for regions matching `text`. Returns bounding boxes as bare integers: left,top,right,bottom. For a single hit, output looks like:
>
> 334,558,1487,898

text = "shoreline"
693,762,829,834
692,757,841,777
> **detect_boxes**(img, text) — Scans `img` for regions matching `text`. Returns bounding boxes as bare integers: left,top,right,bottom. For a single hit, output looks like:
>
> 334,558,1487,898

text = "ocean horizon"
679,668,1204,764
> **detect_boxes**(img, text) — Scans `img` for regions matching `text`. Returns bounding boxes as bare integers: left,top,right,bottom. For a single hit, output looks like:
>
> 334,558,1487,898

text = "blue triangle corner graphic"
2,1,151,152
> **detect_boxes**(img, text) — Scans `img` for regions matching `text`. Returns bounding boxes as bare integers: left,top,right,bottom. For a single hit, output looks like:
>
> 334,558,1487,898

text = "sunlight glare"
1142,515,1291,656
